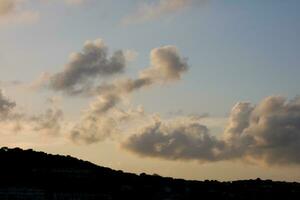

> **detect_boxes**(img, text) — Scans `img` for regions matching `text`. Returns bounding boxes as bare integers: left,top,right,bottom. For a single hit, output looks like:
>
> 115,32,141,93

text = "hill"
0,147,299,200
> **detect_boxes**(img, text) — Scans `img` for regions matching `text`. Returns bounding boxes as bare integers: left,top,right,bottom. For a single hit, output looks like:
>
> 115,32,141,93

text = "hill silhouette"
0,147,299,200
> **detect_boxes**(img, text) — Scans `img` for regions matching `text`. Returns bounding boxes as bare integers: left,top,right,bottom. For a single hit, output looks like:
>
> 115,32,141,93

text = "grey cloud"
91,45,188,113
223,102,254,142
123,120,224,161
41,42,186,98
231,96,300,165
90,93,121,115
121,78,153,93
0,89,16,119
31,107,64,136
141,46,188,82
68,45,189,143
123,96,300,166
70,115,117,144
48,39,126,95
0,91,65,136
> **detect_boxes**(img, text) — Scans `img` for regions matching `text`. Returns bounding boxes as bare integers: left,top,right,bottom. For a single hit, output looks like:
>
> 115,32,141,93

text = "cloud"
68,45,189,143
122,96,300,166
70,115,118,144
225,96,300,165
0,0,89,27
70,104,146,144
0,80,23,87
30,107,64,136
0,91,65,136
0,89,16,119
0,0,15,16
122,0,201,25
122,118,224,161
43,39,127,95
32,39,188,144
41,41,188,97
0,0,39,26
141,45,188,82
64,0,85,5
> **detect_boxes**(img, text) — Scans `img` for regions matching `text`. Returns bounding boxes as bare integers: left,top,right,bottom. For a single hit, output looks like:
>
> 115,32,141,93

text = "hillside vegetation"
0,147,299,200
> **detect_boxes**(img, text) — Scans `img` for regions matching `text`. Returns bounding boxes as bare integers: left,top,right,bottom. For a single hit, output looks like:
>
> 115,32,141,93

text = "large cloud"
123,96,300,165
122,119,224,161
227,96,300,165
69,45,189,143
46,39,126,95
93,45,188,109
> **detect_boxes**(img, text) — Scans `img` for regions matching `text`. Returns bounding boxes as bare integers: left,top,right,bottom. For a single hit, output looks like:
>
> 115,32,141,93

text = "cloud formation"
63,0,85,5
225,96,300,165
0,0,89,27
123,96,300,166
0,0,15,16
122,0,200,25
0,89,16,119
0,90,65,136
0,0,39,26
44,39,126,95
30,107,64,136
122,119,224,161
69,45,189,143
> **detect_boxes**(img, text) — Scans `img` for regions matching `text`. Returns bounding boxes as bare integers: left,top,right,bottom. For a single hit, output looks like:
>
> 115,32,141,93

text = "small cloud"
0,80,23,87
0,0,39,26
64,0,85,6
122,0,203,25
0,89,16,119
124,49,138,63
29,72,51,91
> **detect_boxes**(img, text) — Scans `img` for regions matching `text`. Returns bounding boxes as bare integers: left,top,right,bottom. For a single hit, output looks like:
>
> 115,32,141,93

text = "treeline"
0,147,299,200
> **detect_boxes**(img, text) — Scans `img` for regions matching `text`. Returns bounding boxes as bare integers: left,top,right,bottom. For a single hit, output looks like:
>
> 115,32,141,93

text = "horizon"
1,146,299,183
0,0,300,182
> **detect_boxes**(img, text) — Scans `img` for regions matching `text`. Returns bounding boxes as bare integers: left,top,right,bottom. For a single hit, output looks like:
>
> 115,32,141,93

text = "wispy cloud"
122,0,202,25
0,0,89,27
0,0,39,26
0,89,65,137
63,0,85,6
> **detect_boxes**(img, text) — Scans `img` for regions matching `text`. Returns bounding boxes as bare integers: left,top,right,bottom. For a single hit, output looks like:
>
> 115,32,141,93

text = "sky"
0,0,300,181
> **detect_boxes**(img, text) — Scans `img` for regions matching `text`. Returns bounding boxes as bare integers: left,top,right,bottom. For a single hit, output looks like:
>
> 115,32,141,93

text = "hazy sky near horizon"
1,0,300,181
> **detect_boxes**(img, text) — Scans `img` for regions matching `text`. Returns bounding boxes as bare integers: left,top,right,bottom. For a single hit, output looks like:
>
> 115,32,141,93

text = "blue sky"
0,0,300,181
2,0,300,115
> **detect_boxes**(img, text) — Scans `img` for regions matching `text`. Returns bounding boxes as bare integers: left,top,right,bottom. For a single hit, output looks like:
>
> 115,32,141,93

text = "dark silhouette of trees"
0,147,299,200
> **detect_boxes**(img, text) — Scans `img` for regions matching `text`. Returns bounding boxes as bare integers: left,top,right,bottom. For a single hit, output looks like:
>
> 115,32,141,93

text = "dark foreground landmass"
0,147,299,200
